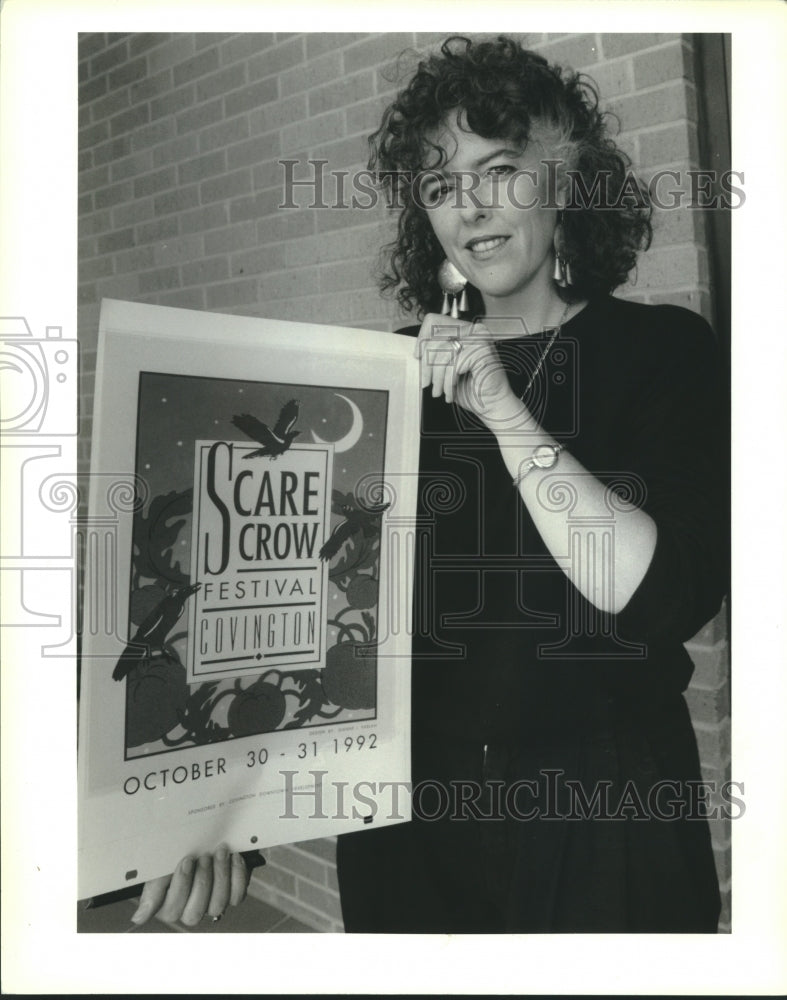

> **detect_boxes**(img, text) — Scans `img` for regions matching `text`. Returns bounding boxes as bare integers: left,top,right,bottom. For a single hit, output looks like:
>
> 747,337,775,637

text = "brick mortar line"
310,64,380,92
264,850,332,875
642,241,708,253
262,255,387,272
230,287,380,305
280,843,336,866
267,862,339,898
610,79,697,109
597,36,691,61
81,105,696,154
285,221,395,240
80,34,179,69
687,676,729,691
343,32,415,49
686,639,728,653
693,717,731,730
281,108,349,135
247,879,339,927
632,119,697,138
269,852,335,881
638,159,705,172
630,284,712,294
80,35,689,76
614,114,698,132
576,39,693,71
84,77,272,123
153,120,278,162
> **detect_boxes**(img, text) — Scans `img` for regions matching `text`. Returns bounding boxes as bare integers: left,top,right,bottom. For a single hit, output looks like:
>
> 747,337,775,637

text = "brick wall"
78,31,731,933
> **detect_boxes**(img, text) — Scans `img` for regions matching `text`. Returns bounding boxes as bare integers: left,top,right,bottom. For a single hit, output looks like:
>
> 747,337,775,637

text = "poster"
78,298,420,899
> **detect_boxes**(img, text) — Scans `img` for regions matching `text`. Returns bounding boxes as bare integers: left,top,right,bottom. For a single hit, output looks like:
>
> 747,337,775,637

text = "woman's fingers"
156,855,199,924
432,339,460,400
416,313,467,400
179,853,214,926
416,315,515,424
131,872,173,925
229,850,253,907
206,844,232,919
129,846,263,928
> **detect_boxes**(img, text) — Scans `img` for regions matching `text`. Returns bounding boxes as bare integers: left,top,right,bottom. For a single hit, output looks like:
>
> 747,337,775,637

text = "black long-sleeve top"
399,295,728,749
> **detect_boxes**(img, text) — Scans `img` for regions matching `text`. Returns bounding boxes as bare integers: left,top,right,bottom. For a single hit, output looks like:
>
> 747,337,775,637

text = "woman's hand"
415,313,527,433
130,846,263,927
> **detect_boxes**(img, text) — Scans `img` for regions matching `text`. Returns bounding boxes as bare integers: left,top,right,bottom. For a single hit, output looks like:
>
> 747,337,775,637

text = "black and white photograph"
1,1,786,995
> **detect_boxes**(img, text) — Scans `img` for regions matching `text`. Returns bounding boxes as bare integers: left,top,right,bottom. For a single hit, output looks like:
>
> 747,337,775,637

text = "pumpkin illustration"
125,656,190,747
321,642,376,710
345,574,378,610
227,677,287,736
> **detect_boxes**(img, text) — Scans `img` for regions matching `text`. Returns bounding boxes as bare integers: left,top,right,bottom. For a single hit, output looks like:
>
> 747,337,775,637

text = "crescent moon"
311,393,363,454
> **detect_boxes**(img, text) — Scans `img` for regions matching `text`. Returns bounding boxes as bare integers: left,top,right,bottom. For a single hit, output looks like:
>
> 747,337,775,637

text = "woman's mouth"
465,236,509,258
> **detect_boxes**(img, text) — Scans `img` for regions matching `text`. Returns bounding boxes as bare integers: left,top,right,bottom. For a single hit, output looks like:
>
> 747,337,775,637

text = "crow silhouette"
319,492,390,561
113,582,201,681
232,400,300,459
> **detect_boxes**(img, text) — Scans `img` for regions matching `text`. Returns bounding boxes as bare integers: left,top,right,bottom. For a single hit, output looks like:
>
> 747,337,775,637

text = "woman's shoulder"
587,298,724,411
590,296,718,368
602,295,714,342
394,322,421,339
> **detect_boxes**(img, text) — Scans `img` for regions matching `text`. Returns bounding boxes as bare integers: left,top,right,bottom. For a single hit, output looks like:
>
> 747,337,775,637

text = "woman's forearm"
492,401,657,614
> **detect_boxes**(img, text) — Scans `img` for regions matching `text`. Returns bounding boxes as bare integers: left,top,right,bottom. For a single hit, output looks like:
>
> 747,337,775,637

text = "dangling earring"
438,259,469,318
553,212,573,288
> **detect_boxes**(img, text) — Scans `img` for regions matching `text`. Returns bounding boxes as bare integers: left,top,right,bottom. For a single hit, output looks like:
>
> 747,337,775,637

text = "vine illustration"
319,489,385,713
131,487,193,590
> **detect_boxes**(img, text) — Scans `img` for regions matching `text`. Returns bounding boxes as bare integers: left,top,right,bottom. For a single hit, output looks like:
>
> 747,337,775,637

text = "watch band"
512,443,564,488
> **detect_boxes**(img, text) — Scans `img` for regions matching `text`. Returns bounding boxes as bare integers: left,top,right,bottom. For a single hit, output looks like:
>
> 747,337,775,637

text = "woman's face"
420,110,561,319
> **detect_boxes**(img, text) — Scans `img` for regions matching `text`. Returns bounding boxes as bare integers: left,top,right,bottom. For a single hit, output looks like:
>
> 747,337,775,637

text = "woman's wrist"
486,393,540,440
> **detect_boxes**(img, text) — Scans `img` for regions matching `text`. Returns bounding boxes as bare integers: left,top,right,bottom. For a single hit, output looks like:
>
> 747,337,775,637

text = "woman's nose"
456,173,496,221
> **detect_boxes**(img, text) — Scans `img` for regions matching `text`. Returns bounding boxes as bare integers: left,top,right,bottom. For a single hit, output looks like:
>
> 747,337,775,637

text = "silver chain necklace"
520,301,572,401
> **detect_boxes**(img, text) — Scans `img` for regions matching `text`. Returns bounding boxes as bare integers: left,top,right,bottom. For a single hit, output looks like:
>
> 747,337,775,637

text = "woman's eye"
487,164,516,178
422,181,453,205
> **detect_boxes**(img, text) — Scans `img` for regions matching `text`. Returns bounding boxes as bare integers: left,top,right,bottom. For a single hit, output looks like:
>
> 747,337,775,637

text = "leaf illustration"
172,681,232,745
328,531,380,582
133,488,193,586
361,611,376,642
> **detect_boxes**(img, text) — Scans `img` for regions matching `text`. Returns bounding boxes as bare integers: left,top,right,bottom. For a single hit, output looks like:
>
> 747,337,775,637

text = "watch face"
533,444,558,469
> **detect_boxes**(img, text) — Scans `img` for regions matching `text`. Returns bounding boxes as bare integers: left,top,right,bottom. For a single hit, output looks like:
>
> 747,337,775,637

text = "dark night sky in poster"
123,371,389,760
136,372,388,505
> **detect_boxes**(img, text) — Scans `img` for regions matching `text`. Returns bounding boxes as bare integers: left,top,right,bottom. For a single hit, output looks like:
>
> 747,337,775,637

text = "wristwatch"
512,443,563,487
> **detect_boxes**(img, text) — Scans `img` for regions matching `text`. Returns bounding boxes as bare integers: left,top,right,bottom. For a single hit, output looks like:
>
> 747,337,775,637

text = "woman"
132,35,726,932
334,35,726,933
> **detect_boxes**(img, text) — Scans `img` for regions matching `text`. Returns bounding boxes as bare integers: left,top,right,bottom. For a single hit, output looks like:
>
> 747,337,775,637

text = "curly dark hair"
368,35,653,316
